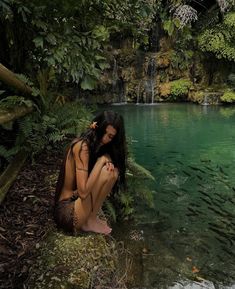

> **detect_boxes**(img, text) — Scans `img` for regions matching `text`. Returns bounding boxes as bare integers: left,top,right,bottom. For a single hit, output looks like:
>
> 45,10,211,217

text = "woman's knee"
100,165,118,183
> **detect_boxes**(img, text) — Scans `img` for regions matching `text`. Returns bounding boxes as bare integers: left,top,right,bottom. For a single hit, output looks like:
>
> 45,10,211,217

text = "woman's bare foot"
81,218,112,235
96,217,108,226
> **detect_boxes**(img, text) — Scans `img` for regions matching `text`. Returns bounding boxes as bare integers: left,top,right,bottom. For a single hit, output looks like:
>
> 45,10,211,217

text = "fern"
0,145,21,161
104,200,117,222
0,95,33,109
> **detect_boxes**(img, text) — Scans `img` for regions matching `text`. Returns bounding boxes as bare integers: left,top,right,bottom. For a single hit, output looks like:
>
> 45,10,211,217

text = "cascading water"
146,57,157,104
202,94,209,106
136,81,142,105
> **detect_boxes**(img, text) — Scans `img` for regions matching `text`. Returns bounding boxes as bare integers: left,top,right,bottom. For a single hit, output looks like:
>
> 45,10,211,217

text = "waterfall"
146,58,157,104
202,95,209,106
136,81,142,105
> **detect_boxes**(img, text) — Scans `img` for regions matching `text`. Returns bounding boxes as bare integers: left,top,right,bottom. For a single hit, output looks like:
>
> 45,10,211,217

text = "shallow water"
110,104,235,289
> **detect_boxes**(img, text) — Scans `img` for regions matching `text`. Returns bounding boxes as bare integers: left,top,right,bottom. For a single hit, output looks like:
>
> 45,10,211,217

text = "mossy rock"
221,90,235,103
159,79,192,100
26,231,120,289
156,52,171,69
159,82,171,98
188,90,204,103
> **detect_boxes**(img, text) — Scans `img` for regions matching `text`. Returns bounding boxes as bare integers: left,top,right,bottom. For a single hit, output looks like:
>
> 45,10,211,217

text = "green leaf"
33,37,44,48
80,75,97,90
97,61,110,70
46,33,57,45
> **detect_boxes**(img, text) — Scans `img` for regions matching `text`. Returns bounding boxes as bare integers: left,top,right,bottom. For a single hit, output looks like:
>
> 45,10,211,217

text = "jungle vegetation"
0,0,235,218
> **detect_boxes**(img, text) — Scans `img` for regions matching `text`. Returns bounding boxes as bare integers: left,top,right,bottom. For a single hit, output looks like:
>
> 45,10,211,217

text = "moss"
221,90,235,103
159,82,171,98
26,232,123,289
188,90,204,103
170,79,191,99
156,52,171,68
159,79,192,100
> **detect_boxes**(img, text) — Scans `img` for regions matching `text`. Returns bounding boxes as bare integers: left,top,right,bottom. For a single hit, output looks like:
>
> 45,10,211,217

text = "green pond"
109,104,235,289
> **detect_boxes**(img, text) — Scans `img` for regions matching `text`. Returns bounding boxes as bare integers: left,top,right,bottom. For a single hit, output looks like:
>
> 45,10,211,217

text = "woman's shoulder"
71,138,89,153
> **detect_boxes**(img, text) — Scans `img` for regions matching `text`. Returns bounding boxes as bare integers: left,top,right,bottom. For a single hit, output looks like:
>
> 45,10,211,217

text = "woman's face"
101,125,117,145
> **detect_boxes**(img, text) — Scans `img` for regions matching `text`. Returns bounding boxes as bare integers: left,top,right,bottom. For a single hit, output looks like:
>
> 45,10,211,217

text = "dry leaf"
186,257,192,262
192,266,200,273
195,276,206,282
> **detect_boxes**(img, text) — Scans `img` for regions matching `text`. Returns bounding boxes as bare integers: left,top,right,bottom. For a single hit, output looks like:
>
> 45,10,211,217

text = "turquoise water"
110,104,235,289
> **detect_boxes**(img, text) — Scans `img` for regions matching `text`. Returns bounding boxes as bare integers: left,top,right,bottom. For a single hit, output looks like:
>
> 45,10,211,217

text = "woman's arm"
72,141,107,199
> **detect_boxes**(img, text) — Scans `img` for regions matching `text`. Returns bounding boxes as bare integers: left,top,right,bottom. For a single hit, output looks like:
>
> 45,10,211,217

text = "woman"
54,110,127,235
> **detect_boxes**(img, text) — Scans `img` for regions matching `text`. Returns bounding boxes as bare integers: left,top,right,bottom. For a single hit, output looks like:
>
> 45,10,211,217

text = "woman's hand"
105,161,115,172
98,155,114,171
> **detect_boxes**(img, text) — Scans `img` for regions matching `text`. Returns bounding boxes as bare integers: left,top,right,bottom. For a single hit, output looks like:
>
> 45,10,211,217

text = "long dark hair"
55,110,127,204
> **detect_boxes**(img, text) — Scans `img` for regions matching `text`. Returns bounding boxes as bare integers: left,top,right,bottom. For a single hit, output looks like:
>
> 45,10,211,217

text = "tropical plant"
0,99,92,161
221,90,235,103
170,79,191,100
1,0,158,91
198,12,235,62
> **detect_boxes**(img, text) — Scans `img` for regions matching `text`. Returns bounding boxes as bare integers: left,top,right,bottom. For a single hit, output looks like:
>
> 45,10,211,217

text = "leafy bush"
221,90,235,103
198,12,235,62
0,97,92,162
170,79,191,99
0,95,33,109
170,50,193,71
228,73,235,87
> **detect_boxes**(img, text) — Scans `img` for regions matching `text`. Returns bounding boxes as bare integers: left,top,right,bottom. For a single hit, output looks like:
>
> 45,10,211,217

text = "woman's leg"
85,169,118,230
73,166,118,234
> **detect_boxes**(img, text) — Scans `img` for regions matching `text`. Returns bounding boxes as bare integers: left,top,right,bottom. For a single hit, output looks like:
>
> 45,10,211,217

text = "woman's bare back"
58,143,81,201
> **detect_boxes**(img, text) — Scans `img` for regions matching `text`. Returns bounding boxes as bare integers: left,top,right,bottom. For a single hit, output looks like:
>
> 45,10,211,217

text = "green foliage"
163,18,181,36
171,50,193,70
0,95,33,109
1,0,158,90
198,12,235,62
0,82,92,163
0,144,20,161
221,90,235,103
228,73,235,87
105,156,155,222
15,102,92,158
170,79,191,99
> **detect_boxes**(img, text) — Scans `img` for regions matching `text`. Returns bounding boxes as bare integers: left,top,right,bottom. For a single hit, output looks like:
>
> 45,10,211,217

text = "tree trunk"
0,63,32,95
0,150,28,204
0,106,33,125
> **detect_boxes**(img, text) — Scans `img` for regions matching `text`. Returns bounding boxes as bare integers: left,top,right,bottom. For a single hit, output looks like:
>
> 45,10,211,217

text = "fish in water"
207,206,228,217
208,226,231,241
188,165,206,174
214,192,227,202
187,207,199,215
188,202,201,208
198,190,213,200
219,166,228,177
196,174,203,180
204,165,215,172
199,196,212,206
215,236,229,246
182,170,191,177
200,159,211,163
